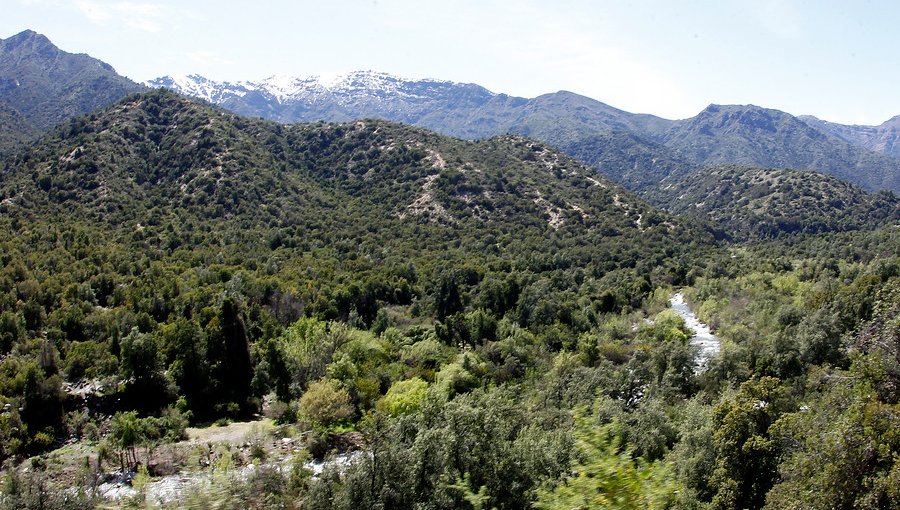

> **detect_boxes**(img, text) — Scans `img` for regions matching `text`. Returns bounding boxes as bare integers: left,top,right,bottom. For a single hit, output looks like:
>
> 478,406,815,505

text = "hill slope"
0,99,36,154
644,165,900,240
555,131,696,192
1,89,704,277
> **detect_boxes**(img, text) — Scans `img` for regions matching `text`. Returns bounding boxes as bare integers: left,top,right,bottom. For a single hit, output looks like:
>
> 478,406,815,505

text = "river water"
669,292,720,369
98,452,361,504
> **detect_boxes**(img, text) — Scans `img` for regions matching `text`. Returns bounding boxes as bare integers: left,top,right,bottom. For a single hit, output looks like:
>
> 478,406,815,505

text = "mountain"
799,114,900,159
644,164,900,240
147,72,527,139
500,90,672,146
1,89,702,267
0,29,143,155
658,104,900,193
146,72,673,143
150,73,900,194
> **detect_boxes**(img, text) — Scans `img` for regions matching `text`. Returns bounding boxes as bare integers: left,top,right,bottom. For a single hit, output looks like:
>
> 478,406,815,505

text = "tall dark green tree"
206,297,255,415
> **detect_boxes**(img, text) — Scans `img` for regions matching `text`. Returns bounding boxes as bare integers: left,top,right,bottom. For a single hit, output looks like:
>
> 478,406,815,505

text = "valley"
0,28,898,510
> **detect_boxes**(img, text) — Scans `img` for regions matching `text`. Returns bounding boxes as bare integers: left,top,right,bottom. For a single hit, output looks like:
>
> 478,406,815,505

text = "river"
669,292,720,369
98,451,361,504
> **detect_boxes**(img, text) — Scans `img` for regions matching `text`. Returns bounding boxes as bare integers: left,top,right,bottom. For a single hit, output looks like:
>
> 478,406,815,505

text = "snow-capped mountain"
150,71,469,105
145,71,525,139
144,70,673,143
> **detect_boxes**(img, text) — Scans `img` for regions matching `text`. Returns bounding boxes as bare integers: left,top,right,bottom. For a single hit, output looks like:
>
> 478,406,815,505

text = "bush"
298,379,354,428
377,378,428,416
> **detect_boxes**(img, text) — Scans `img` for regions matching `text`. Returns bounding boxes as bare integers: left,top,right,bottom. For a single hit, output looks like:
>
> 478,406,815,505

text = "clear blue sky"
4,0,899,124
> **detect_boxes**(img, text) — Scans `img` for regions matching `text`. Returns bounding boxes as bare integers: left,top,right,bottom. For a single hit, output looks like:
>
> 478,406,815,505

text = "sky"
3,0,899,124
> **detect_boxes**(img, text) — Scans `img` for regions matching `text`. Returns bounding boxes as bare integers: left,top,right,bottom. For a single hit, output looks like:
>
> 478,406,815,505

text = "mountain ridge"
150,72,900,193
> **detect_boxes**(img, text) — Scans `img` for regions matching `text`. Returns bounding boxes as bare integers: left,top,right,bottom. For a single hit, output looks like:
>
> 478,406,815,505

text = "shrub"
297,379,354,428
377,378,428,416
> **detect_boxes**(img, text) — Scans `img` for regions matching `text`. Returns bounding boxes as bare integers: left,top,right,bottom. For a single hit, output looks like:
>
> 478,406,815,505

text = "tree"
204,297,255,416
378,378,428,417
108,411,144,471
298,379,354,428
709,377,790,510
161,318,209,419
434,270,463,321
535,414,677,510
119,327,174,411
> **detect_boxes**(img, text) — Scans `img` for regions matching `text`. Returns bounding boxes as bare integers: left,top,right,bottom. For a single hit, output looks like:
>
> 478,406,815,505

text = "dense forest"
0,90,898,510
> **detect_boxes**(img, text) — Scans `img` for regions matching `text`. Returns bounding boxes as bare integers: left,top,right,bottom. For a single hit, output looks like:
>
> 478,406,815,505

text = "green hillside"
0,89,708,455
645,165,899,240
559,130,696,192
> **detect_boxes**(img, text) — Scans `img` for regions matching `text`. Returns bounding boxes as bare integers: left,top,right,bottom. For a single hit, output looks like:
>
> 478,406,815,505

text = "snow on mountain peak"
251,70,450,102
147,74,249,102
147,70,493,107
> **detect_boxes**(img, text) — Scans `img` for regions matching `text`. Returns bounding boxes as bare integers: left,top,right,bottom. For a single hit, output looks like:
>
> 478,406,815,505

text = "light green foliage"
279,317,331,395
709,377,790,510
378,378,428,416
400,336,455,380
298,379,355,428
646,309,690,344
535,414,678,510
435,353,483,397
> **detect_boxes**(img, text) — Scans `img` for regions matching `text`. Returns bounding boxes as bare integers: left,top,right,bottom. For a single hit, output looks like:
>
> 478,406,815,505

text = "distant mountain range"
657,104,900,193
149,72,900,193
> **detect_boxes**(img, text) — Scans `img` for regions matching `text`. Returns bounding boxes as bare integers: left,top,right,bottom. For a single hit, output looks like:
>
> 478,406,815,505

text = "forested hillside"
0,101,35,156
644,165,900,240
0,91,897,510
